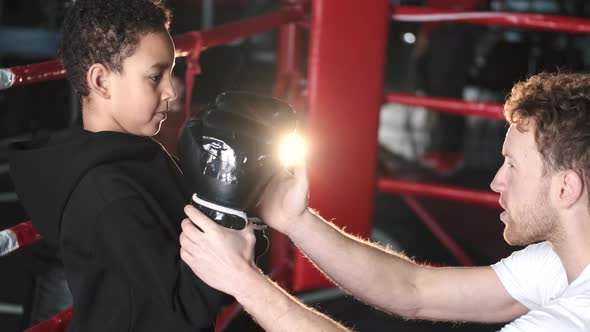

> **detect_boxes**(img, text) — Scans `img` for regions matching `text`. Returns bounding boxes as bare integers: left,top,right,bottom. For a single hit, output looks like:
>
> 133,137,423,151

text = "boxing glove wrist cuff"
192,194,248,223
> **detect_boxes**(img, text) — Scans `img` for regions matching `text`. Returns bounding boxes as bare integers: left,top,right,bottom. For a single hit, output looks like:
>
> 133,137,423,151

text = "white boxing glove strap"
192,194,248,223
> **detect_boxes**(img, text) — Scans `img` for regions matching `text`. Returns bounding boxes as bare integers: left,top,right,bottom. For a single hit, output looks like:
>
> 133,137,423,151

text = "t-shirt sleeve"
491,242,555,310
497,295,590,332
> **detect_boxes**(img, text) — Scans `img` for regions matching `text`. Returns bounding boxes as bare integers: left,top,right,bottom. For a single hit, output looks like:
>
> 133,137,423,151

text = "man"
179,72,590,331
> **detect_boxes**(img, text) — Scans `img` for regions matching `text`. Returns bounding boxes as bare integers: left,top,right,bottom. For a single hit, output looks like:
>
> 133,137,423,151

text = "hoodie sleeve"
60,164,223,329
92,195,223,328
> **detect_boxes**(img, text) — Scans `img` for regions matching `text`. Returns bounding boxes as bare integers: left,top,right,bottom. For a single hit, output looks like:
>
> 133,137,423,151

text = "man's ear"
87,63,111,99
556,170,584,209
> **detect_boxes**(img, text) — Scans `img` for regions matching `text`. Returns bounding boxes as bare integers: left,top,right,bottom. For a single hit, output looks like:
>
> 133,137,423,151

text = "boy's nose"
164,76,178,102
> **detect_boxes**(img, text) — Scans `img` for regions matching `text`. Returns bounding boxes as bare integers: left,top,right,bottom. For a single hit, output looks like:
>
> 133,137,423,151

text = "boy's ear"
87,63,111,99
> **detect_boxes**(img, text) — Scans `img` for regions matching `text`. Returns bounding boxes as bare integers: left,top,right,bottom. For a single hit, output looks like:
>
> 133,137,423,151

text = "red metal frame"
402,196,475,266
294,0,390,291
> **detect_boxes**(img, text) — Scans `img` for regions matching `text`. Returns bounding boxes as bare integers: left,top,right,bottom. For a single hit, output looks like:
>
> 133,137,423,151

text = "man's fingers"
179,229,195,247
184,204,219,232
179,230,203,255
293,160,309,190
180,247,195,265
181,218,204,239
184,204,205,219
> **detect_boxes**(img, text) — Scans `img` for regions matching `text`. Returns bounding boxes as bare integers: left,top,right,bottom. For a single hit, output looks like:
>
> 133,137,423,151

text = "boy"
9,0,221,331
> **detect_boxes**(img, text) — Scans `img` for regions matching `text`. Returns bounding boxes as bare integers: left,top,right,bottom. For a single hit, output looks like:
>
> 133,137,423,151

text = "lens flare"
279,133,306,167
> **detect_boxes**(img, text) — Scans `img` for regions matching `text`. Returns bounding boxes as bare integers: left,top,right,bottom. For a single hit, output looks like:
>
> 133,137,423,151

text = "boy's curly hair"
60,0,172,96
504,72,590,186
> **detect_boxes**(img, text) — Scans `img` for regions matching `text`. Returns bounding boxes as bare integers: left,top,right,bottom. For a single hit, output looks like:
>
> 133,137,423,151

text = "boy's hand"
180,205,257,297
257,161,310,237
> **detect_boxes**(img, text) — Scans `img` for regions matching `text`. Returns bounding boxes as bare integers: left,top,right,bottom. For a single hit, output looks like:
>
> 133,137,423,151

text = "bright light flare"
279,133,306,167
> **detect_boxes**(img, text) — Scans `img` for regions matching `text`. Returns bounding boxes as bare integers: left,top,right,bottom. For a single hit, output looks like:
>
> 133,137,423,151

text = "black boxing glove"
178,91,297,229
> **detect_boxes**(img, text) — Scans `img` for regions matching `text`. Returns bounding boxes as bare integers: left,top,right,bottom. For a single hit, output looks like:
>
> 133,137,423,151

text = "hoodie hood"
8,127,160,245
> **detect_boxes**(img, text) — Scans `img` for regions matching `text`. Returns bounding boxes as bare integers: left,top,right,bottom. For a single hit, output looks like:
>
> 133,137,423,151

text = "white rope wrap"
0,229,18,256
393,12,505,22
192,194,248,223
0,68,15,90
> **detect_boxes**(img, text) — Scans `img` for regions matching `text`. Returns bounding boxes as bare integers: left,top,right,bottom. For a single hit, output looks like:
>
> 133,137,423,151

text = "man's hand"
257,162,310,236
180,205,352,332
180,205,258,297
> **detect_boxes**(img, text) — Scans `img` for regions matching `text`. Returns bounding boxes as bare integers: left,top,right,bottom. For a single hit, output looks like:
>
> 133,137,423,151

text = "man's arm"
258,165,528,323
230,265,351,332
180,206,351,332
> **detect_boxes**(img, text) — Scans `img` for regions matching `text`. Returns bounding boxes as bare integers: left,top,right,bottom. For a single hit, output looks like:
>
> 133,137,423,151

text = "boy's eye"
150,74,163,82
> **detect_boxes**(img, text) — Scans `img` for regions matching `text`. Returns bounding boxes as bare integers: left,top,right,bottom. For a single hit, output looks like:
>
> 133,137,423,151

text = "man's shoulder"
494,241,561,278
521,241,552,253
508,241,555,262
566,264,590,296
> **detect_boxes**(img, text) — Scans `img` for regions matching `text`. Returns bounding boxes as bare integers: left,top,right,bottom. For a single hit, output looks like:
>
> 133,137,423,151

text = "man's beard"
503,186,558,246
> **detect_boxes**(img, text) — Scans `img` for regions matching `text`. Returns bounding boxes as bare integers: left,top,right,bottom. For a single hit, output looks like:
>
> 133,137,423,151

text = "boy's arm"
180,206,351,332
90,195,222,328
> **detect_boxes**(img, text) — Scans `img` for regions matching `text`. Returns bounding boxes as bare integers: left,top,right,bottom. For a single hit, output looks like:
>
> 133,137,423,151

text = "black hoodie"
9,127,221,331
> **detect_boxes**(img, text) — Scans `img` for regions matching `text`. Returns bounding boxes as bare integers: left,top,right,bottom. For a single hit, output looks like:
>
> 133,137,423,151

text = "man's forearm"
285,210,422,317
233,267,351,332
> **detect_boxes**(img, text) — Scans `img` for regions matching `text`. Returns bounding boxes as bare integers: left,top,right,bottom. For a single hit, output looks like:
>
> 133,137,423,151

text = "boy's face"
108,30,177,136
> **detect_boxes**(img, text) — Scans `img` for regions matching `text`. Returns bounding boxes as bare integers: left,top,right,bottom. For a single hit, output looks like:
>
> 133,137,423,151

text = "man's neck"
551,219,590,284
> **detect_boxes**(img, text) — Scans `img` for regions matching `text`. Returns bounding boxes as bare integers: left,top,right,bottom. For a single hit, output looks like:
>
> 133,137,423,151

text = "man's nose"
490,169,505,193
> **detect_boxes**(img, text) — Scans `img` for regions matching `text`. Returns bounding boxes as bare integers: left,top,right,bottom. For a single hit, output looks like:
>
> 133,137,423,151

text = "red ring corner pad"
0,221,41,256
12,221,41,248
24,307,73,332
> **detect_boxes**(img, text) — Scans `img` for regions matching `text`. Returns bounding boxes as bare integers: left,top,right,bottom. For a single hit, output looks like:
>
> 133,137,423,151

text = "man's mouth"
500,210,509,223
499,200,509,222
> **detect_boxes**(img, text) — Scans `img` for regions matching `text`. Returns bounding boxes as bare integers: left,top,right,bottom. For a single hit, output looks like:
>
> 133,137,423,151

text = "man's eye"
151,74,163,82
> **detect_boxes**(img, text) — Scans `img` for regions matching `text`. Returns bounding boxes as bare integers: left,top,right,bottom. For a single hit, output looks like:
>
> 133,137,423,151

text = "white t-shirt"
492,241,590,331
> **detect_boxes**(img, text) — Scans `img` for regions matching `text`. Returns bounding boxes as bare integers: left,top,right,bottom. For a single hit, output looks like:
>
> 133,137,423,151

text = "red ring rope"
385,92,505,120
392,5,590,33
1,7,303,90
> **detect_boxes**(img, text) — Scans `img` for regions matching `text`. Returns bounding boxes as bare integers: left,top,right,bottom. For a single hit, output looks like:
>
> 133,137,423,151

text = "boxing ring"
1,1,589,331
